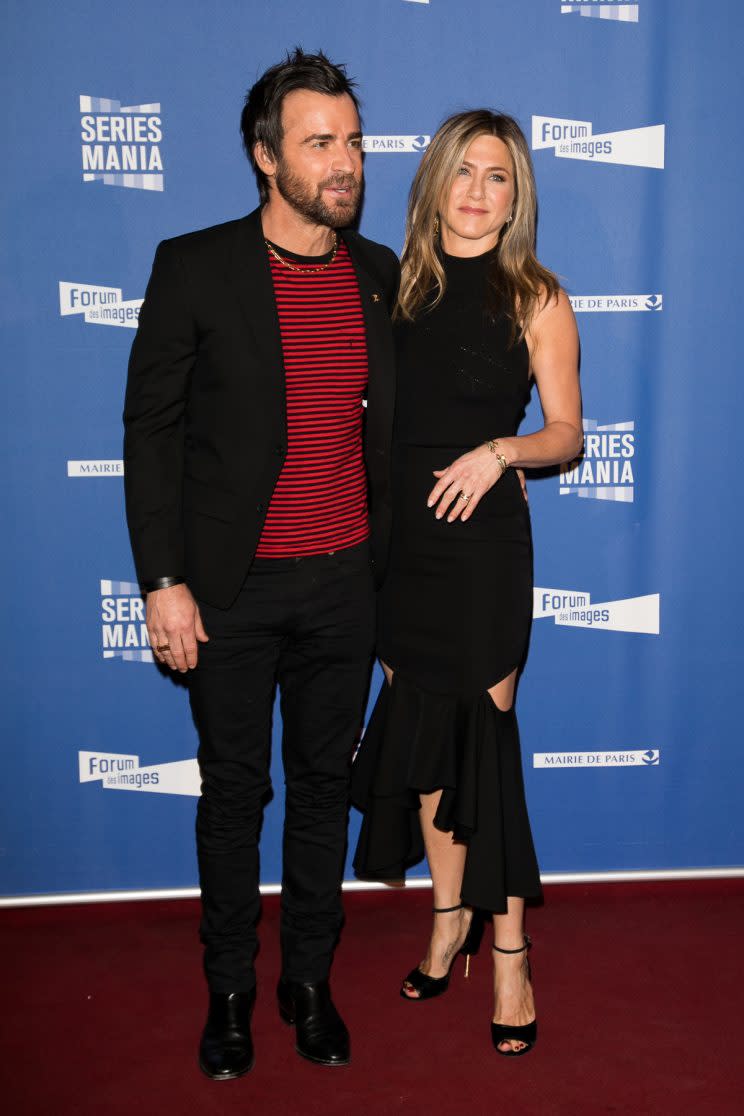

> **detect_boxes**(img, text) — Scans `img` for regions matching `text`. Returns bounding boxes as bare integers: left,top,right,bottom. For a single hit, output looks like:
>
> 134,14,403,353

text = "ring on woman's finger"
457,491,472,504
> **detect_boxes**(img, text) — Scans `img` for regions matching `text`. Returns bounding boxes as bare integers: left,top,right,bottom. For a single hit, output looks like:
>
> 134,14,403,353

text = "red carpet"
2,880,743,1115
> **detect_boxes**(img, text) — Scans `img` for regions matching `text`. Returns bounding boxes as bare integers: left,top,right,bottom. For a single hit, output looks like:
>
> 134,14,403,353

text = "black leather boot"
277,979,350,1066
198,990,256,1080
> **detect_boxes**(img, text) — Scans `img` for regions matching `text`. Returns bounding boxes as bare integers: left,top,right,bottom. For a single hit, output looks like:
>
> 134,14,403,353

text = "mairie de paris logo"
533,749,659,768
68,460,123,478
362,135,430,153
80,95,163,191
569,294,662,313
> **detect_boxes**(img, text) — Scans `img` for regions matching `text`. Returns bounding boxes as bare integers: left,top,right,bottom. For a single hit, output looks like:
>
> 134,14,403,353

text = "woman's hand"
427,442,511,522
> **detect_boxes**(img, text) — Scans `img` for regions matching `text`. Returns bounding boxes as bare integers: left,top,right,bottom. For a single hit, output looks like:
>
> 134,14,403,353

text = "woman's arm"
500,288,582,468
428,288,582,522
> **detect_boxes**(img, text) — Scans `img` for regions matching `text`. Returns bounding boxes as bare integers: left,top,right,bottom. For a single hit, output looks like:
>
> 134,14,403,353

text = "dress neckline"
441,243,498,267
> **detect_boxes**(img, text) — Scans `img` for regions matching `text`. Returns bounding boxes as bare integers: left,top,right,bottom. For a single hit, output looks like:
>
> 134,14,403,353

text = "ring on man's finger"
157,643,171,652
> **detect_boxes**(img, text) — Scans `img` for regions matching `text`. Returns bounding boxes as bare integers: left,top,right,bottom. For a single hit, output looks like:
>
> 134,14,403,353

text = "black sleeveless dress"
352,248,542,913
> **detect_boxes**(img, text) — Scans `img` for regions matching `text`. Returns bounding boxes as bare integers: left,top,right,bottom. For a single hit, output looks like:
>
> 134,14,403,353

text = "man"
123,50,397,1079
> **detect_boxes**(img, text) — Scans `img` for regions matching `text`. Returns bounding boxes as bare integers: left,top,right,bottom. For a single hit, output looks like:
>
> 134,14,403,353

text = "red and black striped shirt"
255,238,369,557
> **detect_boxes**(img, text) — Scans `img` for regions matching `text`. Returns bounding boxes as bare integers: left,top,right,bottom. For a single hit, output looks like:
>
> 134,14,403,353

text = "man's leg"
273,544,375,1066
277,543,375,982
189,575,285,995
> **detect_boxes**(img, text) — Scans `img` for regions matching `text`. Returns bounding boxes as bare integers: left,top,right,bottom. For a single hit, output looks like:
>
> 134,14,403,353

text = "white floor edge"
2,866,743,908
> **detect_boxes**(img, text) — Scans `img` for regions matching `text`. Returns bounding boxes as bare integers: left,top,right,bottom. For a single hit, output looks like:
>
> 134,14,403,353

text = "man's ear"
254,141,277,178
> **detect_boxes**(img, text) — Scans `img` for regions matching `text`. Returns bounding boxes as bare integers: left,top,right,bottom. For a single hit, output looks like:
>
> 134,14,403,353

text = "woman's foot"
401,905,474,999
491,939,536,1053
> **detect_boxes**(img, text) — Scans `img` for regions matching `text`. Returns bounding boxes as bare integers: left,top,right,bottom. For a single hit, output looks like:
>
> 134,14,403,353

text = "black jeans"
189,541,375,993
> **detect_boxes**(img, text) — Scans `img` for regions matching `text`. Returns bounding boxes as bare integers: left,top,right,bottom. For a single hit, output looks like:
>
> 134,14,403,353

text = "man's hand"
147,583,209,672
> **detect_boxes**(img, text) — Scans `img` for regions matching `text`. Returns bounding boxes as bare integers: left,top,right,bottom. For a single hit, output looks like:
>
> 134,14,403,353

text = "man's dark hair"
241,48,361,205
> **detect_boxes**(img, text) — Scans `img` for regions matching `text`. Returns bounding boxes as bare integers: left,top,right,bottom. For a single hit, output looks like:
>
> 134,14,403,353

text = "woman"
352,110,582,1055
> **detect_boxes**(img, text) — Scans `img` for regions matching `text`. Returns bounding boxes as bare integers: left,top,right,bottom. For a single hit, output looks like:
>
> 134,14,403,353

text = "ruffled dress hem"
351,671,542,914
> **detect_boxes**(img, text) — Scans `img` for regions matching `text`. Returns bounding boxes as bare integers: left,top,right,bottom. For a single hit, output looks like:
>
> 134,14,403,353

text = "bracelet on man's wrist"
142,576,186,593
485,438,509,476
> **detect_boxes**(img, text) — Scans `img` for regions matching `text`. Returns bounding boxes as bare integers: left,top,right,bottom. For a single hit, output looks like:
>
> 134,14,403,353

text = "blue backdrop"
2,0,742,899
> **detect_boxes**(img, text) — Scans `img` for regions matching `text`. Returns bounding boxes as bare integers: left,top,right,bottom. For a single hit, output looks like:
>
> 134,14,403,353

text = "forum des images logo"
533,115,664,169
80,95,163,191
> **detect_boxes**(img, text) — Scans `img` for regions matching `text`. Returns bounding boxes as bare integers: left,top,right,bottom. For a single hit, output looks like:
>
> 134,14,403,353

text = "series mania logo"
560,419,635,502
561,1,639,21
100,579,152,662
80,95,163,191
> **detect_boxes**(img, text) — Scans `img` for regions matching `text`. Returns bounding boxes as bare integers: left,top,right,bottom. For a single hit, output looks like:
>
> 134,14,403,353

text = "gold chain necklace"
265,232,339,273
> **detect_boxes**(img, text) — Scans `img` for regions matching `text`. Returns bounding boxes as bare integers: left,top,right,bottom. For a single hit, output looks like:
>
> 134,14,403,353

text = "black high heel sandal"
491,935,537,1056
400,904,484,1001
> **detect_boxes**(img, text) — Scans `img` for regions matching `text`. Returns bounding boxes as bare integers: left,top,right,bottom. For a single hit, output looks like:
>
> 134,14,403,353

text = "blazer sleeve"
123,239,197,587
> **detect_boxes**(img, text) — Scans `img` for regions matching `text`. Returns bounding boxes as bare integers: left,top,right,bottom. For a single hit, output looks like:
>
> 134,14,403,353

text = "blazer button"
256,502,263,513
275,444,285,455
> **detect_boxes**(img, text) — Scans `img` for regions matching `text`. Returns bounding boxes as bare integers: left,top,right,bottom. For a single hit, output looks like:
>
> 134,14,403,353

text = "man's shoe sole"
198,1055,255,1081
294,1045,350,1067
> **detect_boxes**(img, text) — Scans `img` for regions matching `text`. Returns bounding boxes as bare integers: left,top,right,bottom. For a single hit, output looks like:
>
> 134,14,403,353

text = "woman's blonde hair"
396,109,560,339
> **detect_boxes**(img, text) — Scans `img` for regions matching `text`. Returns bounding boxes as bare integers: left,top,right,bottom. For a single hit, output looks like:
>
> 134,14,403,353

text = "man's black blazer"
123,208,399,609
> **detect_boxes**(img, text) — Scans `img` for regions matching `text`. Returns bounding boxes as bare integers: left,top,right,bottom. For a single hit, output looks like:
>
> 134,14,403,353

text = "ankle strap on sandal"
432,903,464,914
493,934,531,955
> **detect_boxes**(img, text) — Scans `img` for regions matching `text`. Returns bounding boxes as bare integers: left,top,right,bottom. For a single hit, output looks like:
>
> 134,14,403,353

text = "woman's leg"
381,661,472,998
491,899,536,1052
401,787,471,997
487,669,536,1052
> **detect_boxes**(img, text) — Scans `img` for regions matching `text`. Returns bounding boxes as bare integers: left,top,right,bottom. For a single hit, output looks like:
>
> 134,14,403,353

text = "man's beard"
274,160,362,228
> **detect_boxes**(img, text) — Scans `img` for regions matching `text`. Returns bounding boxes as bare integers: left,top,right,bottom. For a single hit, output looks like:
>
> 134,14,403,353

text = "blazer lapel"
343,231,396,465
227,208,287,425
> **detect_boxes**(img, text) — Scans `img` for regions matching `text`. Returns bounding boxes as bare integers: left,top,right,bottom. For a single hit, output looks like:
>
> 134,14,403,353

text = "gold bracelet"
485,438,509,476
